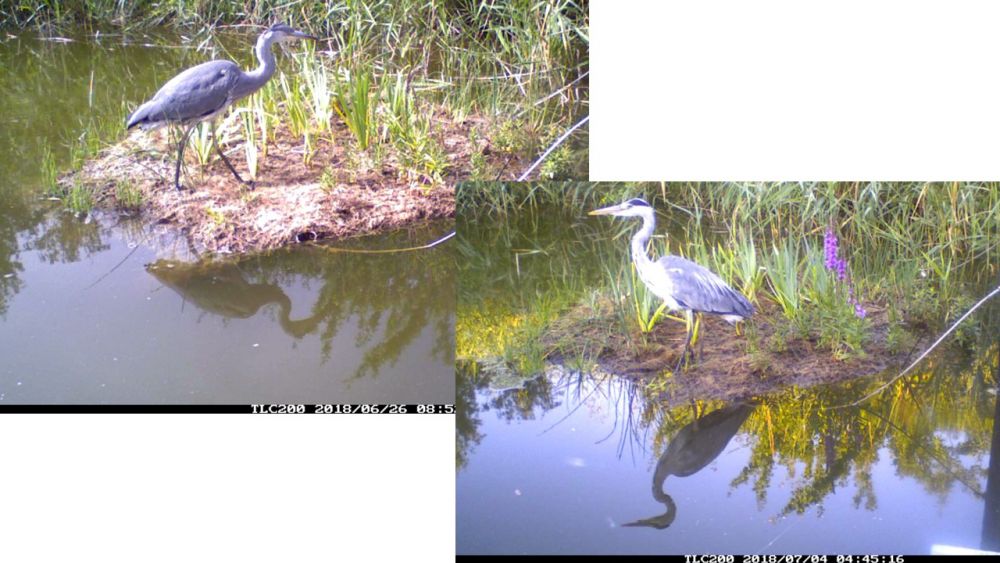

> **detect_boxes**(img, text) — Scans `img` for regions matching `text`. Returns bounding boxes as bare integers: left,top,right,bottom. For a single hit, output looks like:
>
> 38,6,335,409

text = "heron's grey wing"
657,255,754,317
127,60,241,128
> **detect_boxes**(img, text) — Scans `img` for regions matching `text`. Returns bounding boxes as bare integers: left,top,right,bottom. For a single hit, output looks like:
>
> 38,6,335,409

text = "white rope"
517,115,589,181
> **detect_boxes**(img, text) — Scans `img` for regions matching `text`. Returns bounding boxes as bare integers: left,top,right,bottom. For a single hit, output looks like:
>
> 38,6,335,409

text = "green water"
0,29,454,403
456,195,1000,554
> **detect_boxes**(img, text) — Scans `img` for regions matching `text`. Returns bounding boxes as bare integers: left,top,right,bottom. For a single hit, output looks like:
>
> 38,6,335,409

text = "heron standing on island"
126,23,317,191
589,198,754,373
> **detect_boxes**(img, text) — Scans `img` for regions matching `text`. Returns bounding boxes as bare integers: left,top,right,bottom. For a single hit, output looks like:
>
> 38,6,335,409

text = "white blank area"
0,415,454,562
591,0,1000,180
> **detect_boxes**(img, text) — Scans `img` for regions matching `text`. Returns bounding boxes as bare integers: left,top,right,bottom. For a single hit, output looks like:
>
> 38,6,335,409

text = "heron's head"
264,23,318,43
588,198,653,219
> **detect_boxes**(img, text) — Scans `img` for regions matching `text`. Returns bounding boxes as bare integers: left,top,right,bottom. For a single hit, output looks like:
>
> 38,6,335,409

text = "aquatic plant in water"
824,227,866,318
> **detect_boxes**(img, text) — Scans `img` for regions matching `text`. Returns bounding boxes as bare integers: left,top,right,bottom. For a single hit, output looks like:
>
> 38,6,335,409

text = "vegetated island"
58,113,523,254
539,297,931,406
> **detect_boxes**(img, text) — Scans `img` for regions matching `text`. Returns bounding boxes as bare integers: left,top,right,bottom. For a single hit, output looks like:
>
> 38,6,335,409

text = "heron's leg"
673,309,696,374
210,121,254,189
696,314,705,362
174,125,197,191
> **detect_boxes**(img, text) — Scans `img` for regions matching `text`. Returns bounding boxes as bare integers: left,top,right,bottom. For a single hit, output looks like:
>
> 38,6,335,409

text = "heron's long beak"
293,30,319,41
588,203,626,216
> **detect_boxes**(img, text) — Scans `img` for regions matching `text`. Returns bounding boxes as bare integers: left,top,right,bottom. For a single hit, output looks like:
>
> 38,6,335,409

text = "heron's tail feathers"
729,289,755,319
712,286,754,320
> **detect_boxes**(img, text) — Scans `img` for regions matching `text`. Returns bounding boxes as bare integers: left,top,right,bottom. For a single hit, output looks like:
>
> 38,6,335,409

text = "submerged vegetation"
458,182,1000,397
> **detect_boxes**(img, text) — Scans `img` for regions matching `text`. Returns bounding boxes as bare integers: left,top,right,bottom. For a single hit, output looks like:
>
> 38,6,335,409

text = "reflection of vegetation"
730,351,995,517
457,320,999,520
0,191,44,317
456,361,488,472
458,182,1000,374
456,359,566,470
149,223,455,383
23,210,109,264
0,196,108,317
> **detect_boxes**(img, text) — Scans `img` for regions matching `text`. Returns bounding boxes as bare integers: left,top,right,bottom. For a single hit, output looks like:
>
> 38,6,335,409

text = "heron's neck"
244,33,278,92
653,480,676,507
630,210,657,269
274,290,323,339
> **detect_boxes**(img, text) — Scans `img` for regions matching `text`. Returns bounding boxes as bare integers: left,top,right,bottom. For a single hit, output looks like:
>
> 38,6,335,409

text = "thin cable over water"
314,230,455,254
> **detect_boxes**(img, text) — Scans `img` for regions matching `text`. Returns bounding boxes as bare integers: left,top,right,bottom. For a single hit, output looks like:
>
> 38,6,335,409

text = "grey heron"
126,23,317,191
589,198,754,373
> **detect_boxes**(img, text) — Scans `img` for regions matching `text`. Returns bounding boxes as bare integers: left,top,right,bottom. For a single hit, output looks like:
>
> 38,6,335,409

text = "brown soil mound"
61,110,520,254
544,298,923,405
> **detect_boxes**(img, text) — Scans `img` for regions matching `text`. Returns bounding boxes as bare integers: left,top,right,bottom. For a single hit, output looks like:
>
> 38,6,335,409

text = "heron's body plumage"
655,255,753,320
126,60,242,130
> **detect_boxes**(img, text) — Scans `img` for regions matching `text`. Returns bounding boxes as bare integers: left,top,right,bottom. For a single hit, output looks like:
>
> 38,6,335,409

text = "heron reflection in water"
624,403,755,529
146,260,322,338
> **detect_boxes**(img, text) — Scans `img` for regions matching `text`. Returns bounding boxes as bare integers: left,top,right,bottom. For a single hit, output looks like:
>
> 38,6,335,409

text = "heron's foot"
243,179,256,191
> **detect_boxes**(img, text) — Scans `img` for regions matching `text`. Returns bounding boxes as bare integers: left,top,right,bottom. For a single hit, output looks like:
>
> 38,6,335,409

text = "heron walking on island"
126,23,317,191
589,198,754,373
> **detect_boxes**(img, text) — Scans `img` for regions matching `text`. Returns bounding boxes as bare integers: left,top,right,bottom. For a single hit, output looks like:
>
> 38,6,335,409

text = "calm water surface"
456,358,998,554
0,30,454,403
456,199,999,554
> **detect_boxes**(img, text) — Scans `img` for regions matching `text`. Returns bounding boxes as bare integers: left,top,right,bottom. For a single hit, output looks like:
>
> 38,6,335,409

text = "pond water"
0,30,454,404
456,356,998,555
456,198,1000,554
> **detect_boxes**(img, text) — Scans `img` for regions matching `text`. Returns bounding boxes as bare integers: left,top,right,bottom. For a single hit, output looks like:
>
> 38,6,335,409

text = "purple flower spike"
824,224,866,320
824,228,839,271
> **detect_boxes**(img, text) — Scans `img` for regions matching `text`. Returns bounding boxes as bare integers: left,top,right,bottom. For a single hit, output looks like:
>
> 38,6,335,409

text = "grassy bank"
457,182,1000,390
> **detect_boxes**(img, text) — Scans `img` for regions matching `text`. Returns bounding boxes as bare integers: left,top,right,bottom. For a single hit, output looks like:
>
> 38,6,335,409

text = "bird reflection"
625,402,755,530
146,259,322,338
